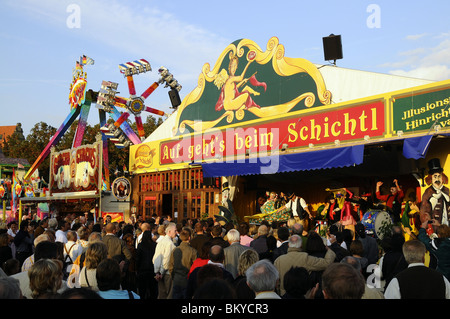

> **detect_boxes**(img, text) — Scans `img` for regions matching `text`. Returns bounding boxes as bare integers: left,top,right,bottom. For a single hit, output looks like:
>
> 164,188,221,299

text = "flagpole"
19,200,22,224
12,168,17,225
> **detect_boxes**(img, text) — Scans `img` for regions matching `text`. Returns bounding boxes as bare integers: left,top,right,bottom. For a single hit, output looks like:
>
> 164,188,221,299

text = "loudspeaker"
322,34,343,62
168,89,181,108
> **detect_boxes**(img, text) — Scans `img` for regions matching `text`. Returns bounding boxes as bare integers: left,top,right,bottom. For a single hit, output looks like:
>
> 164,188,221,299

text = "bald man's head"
209,245,225,263
105,223,116,233
141,222,151,232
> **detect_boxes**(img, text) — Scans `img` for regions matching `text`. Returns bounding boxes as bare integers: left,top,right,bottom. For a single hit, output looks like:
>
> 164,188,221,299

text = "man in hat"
284,192,312,227
420,158,450,226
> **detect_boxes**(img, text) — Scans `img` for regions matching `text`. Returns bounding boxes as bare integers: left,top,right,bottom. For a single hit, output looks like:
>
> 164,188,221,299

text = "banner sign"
392,84,450,134
49,139,102,194
102,212,124,223
157,100,385,165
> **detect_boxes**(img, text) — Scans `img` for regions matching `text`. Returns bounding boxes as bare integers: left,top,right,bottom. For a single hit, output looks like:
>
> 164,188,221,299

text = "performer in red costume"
376,179,404,224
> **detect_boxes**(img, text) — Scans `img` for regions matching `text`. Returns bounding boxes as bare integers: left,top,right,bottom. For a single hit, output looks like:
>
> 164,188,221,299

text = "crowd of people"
0,196,449,300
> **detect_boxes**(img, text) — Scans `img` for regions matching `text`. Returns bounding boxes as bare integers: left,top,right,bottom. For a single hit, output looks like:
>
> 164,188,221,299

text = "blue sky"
1,0,450,136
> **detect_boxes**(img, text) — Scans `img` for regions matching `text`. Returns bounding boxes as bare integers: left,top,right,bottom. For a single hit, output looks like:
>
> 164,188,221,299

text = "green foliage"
3,122,57,181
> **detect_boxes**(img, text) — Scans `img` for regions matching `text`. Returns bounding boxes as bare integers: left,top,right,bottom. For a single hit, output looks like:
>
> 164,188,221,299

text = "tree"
24,122,57,182
2,130,28,160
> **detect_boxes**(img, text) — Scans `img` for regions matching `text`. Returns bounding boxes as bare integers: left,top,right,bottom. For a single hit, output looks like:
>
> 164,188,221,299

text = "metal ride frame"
23,56,182,191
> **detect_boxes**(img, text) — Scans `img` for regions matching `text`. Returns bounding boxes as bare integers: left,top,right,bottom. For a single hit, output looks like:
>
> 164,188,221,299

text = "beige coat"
168,241,198,287
274,247,336,296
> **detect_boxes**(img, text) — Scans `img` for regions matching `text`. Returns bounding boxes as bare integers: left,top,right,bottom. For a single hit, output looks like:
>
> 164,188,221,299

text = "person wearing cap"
420,158,450,226
284,192,312,229
348,191,374,221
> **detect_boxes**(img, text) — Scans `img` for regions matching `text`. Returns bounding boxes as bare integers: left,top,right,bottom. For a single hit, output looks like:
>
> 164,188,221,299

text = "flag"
81,55,94,66
73,61,83,78
401,201,411,229
0,183,5,199
101,177,108,191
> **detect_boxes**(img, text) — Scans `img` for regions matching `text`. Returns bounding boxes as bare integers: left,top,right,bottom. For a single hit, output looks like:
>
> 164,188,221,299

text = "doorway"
162,193,173,217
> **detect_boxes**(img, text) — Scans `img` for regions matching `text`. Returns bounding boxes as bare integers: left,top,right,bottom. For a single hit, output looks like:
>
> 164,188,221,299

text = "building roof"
0,157,30,166
0,124,29,168
0,125,17,146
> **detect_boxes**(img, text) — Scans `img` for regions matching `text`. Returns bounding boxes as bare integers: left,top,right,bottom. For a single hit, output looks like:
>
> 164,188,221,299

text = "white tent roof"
316,64,434,104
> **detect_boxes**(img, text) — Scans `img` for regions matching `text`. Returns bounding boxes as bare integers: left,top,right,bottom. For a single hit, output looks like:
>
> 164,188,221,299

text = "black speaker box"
322,34,343,61
168,89,182,108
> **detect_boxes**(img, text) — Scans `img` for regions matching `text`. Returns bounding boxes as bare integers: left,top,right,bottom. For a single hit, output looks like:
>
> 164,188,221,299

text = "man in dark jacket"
185,245,234,298
14,220,34,267
327,231,352,262
189,221,210,252
102,223,132,261
208,225,229,249
250,224,269,255
355,222,379,265
273,226,290,260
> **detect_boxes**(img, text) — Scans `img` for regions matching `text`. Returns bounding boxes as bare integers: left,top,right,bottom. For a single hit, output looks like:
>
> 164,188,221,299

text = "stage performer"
420,158,450,226
283,192,312,229
347,191,374,221
260,192,278,215
337,188,357,233
246,192,289,224
317,193,341,225
275,192,288,210
376,179,404,224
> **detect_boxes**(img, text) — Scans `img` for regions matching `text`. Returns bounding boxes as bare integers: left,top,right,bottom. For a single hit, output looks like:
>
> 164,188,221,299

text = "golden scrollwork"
173,37,332,134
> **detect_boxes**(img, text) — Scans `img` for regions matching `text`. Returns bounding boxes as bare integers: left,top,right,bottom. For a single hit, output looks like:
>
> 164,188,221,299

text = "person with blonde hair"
79,241,108,291
66,232,102,288
21,233,51,272
233,248,259,299
28,259,63,299
76,225,90,252
64,230,83,266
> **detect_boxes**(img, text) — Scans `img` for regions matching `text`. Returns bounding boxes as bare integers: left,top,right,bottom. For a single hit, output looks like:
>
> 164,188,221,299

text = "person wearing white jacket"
152,222,177,299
